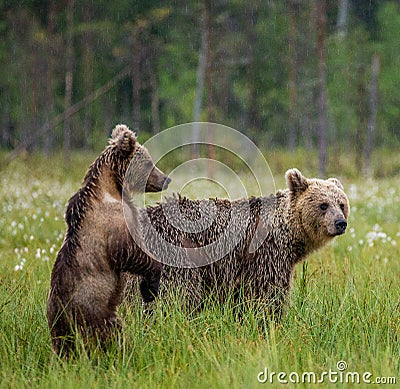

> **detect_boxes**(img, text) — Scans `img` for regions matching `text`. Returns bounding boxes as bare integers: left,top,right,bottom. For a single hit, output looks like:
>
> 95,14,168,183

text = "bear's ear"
286,168,309,198
109,124,137,154
327,177,344,190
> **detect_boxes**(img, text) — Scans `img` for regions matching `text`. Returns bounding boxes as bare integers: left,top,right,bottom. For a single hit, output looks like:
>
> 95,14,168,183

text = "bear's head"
109,124,171,193
285,168,350,249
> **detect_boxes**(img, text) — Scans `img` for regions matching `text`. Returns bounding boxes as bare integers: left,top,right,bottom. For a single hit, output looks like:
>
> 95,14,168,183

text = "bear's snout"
334,218,347,234
146,166,171,192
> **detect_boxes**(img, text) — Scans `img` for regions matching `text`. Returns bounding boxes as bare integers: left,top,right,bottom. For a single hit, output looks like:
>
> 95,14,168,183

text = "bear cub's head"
109,124,171,193
285,168,350,247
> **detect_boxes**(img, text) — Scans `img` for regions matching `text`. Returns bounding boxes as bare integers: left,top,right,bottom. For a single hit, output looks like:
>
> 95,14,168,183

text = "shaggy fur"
137,169,349,316
47,124,170,356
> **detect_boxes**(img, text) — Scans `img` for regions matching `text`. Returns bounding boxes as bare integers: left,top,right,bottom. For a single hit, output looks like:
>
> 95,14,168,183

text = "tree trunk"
246,7,260,134
336,0,349,36
132,27,142,130
300,2,316,151
103,95,113,137
364,54,379,176
355,64,367,172
150,62,161,134
204,0,215,178
63,0,75,164
0,89,12,149
301,88,314,150
316,0,327,178
44,0,57,156
30,45,40,151
82,4,94,149
288,1,299,150
204,0,214,125
192,16,208,158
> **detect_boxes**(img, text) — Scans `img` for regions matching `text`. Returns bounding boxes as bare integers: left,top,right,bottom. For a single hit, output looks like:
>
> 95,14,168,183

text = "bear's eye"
340,204,345,212
320,203,329,211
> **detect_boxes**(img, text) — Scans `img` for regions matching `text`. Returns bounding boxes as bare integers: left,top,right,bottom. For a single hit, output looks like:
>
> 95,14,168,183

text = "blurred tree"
287,0,300,149
63,0,75,164
243,1,260,136
43,0,59,155
337,0,349,35
364,53,379,176
192,5,207,158
316,0,327,177
81,0,94,149
204,0,216,177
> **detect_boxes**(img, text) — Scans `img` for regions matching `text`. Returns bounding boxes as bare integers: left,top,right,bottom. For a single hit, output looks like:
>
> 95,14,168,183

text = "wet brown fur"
136,169,350,317
47,124,169,356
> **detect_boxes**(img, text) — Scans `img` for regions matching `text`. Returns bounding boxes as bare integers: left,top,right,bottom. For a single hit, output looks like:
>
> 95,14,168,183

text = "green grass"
0,151,399,388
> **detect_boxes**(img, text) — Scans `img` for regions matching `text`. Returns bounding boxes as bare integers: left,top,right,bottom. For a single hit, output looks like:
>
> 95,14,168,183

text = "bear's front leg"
139,261,162,304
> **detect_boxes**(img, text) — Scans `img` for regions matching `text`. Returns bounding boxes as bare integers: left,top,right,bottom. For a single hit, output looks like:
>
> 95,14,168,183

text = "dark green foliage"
1,1,400,155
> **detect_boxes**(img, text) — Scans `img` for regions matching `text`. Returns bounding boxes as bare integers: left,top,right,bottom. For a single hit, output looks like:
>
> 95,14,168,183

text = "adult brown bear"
138,169,349,317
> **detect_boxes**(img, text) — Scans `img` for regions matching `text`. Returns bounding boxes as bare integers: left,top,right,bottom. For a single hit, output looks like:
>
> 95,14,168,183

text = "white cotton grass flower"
14,257,26,271
362,224,396,247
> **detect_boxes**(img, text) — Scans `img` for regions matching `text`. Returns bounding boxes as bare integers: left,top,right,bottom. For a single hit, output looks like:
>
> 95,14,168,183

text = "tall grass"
0,151,399,388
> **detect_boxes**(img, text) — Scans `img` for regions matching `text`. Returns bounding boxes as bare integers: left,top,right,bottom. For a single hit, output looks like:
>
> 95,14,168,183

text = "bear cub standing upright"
47,125,170,356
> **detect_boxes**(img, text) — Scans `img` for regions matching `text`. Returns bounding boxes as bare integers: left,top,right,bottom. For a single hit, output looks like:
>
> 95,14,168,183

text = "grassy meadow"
0,149,399,388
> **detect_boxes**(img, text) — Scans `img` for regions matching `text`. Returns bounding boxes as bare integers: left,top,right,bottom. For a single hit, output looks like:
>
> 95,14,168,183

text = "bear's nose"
335,219,347,233
164,176,172,188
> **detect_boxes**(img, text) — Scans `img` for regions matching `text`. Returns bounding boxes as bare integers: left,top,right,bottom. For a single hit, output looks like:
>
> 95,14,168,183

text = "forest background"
1,2,399,387
1,0,400,177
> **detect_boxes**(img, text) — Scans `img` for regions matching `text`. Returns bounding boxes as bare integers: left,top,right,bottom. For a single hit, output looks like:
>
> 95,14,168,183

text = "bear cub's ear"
327,177,344,190
110,124,137,155
286,168,309,198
